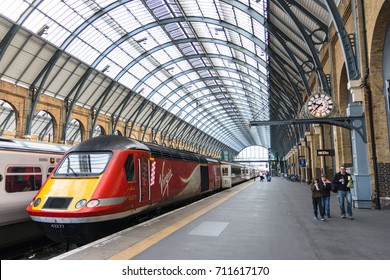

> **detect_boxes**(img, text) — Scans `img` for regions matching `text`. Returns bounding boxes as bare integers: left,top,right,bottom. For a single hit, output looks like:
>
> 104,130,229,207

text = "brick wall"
378,163,390,208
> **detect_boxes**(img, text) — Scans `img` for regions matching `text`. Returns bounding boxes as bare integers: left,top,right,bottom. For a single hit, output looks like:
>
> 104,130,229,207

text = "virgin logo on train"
159,161,173,196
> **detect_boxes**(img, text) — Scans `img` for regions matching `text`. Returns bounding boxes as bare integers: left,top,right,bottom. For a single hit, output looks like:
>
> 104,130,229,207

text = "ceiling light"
101,65,110,73
37,25,49,36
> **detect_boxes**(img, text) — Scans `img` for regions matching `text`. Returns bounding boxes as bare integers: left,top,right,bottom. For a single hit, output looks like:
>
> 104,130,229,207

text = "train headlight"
86,199,100,208
33,198,41,207
75,199,87,209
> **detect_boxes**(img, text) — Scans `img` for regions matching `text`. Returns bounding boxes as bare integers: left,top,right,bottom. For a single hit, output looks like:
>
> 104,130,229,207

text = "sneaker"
327,214,331,218
320,217,326,221
341,215,347,219
348,216,354,220
314,216,318,220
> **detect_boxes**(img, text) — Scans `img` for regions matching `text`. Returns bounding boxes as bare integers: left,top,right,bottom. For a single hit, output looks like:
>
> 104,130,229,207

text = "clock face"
307,93,333,118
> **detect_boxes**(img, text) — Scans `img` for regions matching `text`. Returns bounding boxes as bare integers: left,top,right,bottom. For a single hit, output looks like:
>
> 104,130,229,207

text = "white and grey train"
0,137,69,248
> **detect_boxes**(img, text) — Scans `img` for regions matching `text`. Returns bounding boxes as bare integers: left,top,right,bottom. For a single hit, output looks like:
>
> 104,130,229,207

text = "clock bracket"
249,115,367,143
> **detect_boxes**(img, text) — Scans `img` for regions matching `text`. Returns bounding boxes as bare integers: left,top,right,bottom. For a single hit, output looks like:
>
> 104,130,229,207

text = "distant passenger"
260,172,264,181
332,166,353,220
311,178,325,221
266,171,271,182
320,174,332,218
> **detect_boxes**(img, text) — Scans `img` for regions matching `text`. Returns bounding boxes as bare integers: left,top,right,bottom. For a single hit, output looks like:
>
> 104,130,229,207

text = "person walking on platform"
320,174,332,218
311,178,325,221
259,172,264,181
332,166,354,220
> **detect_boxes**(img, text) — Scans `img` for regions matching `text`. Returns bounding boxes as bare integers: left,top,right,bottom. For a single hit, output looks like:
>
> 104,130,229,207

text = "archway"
0,100,16,137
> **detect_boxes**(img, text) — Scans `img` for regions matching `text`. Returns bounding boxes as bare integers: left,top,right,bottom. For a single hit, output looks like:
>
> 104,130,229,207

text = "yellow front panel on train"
35,177,101,211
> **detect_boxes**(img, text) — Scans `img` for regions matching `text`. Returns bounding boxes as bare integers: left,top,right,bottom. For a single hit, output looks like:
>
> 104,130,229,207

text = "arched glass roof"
0,0,343,156
0,0,269,153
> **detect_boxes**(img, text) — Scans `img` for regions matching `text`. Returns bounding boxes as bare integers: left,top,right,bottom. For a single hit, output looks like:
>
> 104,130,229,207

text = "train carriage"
0,138,69,226
26,135,251,244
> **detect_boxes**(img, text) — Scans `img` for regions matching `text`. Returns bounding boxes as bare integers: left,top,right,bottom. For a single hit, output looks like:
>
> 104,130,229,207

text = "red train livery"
26,135,250,244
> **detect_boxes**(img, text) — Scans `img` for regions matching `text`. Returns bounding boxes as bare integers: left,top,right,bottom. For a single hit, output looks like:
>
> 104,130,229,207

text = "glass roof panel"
0,0,273,151
0,0,26,21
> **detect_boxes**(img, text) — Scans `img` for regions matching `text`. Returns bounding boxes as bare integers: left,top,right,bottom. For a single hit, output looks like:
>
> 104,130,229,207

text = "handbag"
347,176,354,188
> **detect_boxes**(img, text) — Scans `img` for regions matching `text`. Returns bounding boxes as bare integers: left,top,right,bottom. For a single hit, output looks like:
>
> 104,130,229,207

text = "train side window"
5,166,42,193
48,167,55,178
124,154,135,182
222,167,229,176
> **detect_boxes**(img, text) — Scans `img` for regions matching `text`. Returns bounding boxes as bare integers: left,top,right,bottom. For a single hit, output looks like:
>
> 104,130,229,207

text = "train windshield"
54,152,112,176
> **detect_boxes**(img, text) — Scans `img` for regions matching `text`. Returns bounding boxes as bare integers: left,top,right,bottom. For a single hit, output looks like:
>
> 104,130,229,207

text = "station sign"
316,149,335,156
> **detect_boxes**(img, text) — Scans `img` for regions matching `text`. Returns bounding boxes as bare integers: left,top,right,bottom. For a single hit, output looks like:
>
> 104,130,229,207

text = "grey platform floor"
55,177,390,260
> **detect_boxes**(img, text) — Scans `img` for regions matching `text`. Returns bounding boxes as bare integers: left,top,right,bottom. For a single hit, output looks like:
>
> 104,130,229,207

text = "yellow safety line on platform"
109,182,252,260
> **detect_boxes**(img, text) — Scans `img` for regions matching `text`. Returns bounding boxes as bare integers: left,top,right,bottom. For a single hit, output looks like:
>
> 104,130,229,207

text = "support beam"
249,116,367,143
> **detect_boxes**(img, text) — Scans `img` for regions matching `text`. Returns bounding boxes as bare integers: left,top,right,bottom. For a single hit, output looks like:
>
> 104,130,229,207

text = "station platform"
53,177,390,260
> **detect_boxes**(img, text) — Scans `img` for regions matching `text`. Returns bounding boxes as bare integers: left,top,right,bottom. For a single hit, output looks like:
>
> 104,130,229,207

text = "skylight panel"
150,48,178,65
235,9,252,32
145,76,164,91
44,23,71,47
174,75,192,87
191,22,212,38
0,0,27,21
253,21,266,42
214,44,233,57
118,72,138,89
66,38,99,64
106,48,133,69
23,8,50,33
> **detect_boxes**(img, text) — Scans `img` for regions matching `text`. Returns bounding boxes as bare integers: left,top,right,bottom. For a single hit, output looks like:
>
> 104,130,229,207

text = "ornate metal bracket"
249,115,367,143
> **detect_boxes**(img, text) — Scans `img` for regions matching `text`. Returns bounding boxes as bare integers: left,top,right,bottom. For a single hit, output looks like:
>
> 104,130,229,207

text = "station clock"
307,93,334,118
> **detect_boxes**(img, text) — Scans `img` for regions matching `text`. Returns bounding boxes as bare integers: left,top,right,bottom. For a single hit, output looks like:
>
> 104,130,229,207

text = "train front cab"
26,146,156,244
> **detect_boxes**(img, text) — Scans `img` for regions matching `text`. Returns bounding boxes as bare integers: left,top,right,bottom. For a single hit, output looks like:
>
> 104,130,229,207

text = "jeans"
321,195,330,216
312,197,324,218
337,190,353,217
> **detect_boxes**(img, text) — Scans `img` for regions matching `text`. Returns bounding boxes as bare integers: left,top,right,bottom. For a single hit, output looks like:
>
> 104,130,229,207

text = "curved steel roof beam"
117,38,268,87
140,106,166,142
133,58,263,135
167,104,246,148
266,21,312,60
274,0,330,95
180,109,249,143
286,0,328,32
268,56,302,109
153,63,268,109
164,83,268,119
109,38,268,130
0,0,43,59
266,24,311,97
323,0,359,80
151,82,268,144
269,72,299,103
24,1,134,135
223,0,313,101
124,65,266,142
110,39,269,132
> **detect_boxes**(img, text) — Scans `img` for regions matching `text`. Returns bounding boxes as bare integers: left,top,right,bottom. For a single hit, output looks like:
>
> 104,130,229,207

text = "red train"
26,135,254,244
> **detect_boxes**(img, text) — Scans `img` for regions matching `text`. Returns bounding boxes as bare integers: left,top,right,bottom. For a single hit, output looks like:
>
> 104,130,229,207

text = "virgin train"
26,135,255,244
0,137,69,248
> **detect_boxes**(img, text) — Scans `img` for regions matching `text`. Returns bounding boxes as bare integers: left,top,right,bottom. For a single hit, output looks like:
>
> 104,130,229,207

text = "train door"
221,164,232,188
137,155,151,204
200,164,209,192
213,164,221,190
